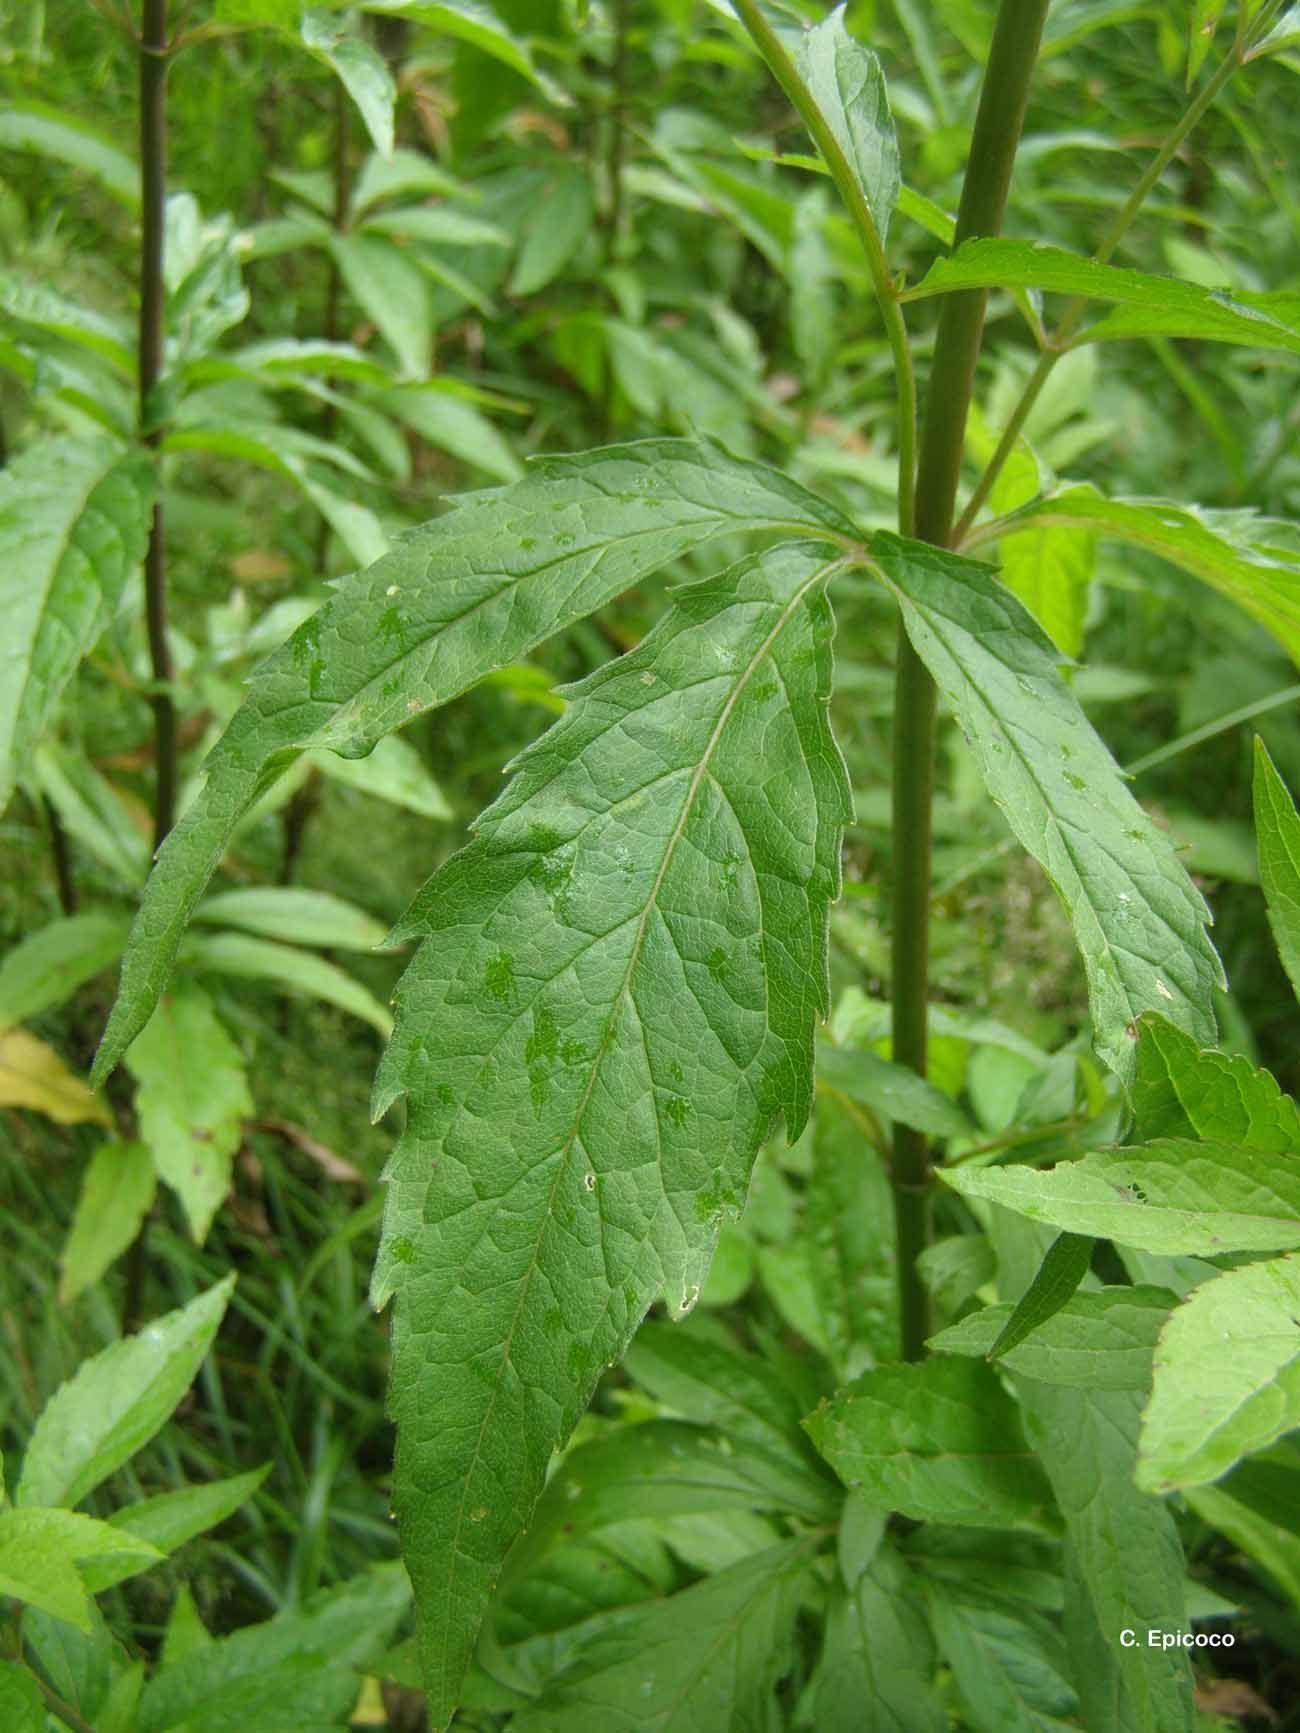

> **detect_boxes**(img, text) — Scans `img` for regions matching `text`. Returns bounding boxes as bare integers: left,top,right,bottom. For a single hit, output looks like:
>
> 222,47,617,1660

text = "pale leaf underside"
373,543,850,1724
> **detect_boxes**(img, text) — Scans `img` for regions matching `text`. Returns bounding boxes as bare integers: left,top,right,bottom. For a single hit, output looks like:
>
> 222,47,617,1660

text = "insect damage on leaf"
369,541,852,1725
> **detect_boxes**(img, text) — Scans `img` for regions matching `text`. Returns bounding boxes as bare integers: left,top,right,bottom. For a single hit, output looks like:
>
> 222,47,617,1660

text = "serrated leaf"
815,1542,946,1732
125,987,252,1241
1254,737,1300,1002
925,1579,1079,1733
507,1539,814,1733
0,1026,110,1126
17,1277,234,1509
818,1039,974,1139
1133,1011,1300,1148
944,1141,1300,1255
1015,1379,1194,1733
0,1662,44,1733
790,4,901,243
870,534,1221,1078
194,888,387,951
301,11,396,157
0,1509,160,1631
374,542,850,1721
137,1562,410,1733
987,1232,1094,1361
902,237,1300,358
1137,1254,1300,1493
179,931,394,1036
930,1285,1174,1389
330,232,432,378
0,914,130,1025
95,440,854,1081
0,437,153,811
0,102,138,206
805,1089,899,1375
81,1466,270,1591
971,489,1300,668
59,1141,157,1305
804,1357,1056,1528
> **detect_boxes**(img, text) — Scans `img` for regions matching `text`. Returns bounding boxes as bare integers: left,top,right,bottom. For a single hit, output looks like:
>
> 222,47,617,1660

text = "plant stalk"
140,0,175,851
953,44,1242,542
892,0,1049,1360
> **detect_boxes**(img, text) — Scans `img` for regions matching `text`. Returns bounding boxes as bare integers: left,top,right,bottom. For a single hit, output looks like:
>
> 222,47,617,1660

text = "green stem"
892,0,1049,1361
730,0,917,531
140,0,175,851
953,44,1242,543
1124,682,1300,778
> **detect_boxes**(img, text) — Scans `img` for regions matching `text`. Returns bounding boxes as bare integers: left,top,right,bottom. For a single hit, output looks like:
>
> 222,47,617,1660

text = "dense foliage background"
4,2,1300,1729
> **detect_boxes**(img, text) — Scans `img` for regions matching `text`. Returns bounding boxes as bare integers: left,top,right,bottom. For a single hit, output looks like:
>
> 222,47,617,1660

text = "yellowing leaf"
0,1026,110,1125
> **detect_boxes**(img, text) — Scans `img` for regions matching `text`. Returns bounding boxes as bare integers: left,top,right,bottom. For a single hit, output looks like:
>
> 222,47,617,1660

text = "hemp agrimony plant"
84,1,1300,1727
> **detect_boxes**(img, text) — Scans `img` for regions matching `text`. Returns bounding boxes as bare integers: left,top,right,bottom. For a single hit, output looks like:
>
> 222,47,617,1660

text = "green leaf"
817,1040,974,1139
1137,1254,1300,1493
1254,737,1300,1002
1016,1379,1194,1733
790,5,901,243
137,1562,410,1733
125,986,253,1241
870,534,1221,1079
1188,0,1226,83
943,1140,1300,1256
1184,1480,1300,1611
970,489,1300,668
0,437,153,812
902,237,1300,359
375,541,850,1721
95,440,854,1081
363,1,569,103
379,384,523,482
301,11,396,156
0,273,135,372
81,1466,270,1591
17,1276,235,1509
162,1584,213,1669
194,888,387,952
0,102,138,206
0,1662,44,1733
0,914,130,1025
58,1140,157,1305
309,731,454,819
930,1285,1174,1389
925,1580,1079,1733
504,1418,836,1596
806,1090,899,1374
987,1232,1094,1361
32,743,151,888
350,147,466,216
0,1509,160,1631
330,232,431,378
804,1357,1056,1529
180,930,394,1036
507,1540,814,1732
1133,1011,1300,1149
509,166,594,296
362,204,511,249
815,1542,946,1732
997,516,1095,660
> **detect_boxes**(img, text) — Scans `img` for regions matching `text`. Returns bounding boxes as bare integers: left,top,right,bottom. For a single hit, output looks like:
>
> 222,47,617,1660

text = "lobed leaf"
94,440,854,1082
0,437,153,813
1132,1011,1300,1149
373,541,850,1722
1137,1254,1300,1493
943,1140,1300,1255
869,533,1221,1079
